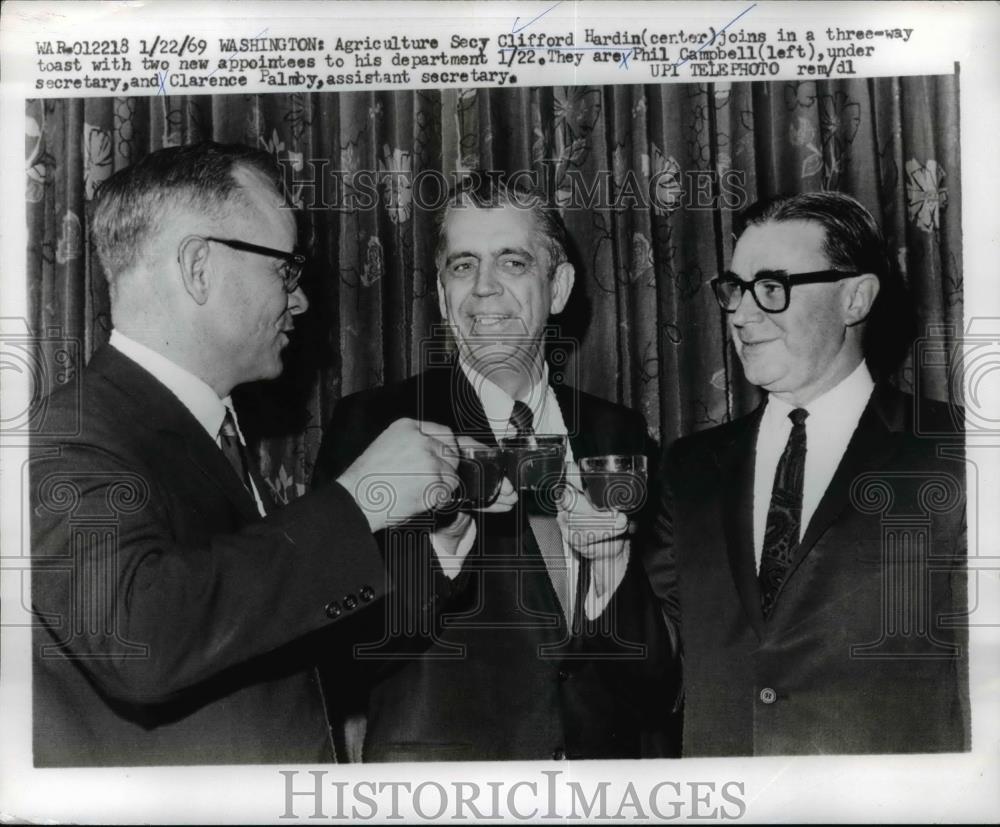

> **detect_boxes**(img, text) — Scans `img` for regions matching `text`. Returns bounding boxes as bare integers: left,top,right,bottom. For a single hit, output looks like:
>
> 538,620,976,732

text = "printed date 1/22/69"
139,36,208,57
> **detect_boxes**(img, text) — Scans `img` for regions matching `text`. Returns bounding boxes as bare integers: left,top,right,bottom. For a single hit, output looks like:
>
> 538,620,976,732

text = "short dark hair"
434,172,569,275
90,141,283,283
737,191,916,377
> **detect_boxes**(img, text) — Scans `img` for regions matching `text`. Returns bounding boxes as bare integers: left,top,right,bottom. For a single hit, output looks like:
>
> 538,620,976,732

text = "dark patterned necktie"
219,407,253,496
510,400,574,623
759,408,809,618
509,400,535,441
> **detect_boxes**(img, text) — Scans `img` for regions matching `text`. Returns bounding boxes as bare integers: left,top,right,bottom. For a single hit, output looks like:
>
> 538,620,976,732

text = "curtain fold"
25,75,961,499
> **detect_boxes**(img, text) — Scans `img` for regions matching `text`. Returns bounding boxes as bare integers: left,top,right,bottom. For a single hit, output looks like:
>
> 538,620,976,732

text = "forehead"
227,165,296,244
442,203,543,255
731,219,830,276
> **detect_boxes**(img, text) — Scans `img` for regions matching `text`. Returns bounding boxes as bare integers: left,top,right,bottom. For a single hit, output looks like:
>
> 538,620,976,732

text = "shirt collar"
109,330,228,440
763,359,875,430
458,356,553,440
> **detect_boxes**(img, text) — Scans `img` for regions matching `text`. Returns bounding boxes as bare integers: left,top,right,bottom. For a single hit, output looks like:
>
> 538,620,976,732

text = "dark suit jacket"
313,362,680,761
30,345,387,766
645,383,969,756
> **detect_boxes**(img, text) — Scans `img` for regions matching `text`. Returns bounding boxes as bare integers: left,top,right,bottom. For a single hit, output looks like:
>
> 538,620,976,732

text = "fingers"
558,498,628,552
417,420,460,471
477,477,518,513
454,434,491,451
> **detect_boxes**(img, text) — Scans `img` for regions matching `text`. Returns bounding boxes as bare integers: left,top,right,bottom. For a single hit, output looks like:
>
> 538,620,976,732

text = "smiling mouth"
470,315,513,331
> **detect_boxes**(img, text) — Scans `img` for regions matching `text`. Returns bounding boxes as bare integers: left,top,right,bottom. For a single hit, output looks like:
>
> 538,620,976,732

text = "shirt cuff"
582,541,630,620
429,518,477,579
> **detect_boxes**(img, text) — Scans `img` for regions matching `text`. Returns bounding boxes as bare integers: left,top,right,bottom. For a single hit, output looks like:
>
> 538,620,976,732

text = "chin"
257,356,285,382
741,366,785,391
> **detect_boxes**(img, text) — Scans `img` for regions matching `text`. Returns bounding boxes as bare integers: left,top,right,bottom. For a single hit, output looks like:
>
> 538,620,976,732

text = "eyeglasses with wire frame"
203,236,307,293
710,269,860,313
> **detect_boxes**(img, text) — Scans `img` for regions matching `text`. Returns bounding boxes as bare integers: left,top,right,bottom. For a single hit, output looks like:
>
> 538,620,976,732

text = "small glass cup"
449,445,506,510
499,434,567,495
579,454,648,513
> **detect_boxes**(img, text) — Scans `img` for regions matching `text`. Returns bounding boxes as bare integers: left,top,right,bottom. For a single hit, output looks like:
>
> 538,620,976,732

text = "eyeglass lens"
715,278,787,312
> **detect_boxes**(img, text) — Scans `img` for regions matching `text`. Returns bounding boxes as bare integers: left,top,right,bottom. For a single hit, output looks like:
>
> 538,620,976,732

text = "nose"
472,262,502,297
729,284,762,327
287,284,310,315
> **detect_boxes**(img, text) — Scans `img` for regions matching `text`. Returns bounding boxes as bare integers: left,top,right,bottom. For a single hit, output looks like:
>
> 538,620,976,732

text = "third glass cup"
578,454,648,513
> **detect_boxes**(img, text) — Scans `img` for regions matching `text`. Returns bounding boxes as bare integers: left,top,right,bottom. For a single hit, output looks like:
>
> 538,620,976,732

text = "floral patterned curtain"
25,74,961,500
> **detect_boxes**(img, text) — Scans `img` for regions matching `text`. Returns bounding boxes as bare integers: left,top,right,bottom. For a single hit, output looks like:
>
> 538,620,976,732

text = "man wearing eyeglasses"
645,191,968,756
30,142,465,766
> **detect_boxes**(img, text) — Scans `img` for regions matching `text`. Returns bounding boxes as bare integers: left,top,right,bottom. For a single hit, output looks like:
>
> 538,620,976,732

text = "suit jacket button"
759,687,777,704
325,601,342,618
552,747,566,760
360,585,375,602
344,594,359,610
558,669,570,682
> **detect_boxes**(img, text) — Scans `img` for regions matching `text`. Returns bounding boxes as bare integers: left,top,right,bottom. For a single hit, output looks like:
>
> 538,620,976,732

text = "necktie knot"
219,408,251,491
510,400,535,437
789,408,809,427
220,409,239,439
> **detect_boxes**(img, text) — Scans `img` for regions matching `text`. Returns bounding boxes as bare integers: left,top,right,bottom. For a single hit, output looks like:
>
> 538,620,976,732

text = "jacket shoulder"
33,358,142,449
334,373,425,418
667,409,758,459
573,388,646,427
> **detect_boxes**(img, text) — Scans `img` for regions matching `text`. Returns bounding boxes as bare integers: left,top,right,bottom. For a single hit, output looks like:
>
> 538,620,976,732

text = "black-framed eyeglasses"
710,269,860,313
204,237,307,293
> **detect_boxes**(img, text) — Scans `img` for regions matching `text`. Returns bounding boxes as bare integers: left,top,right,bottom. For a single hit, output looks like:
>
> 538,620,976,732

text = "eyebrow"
496,247,534,261
444,247,536,266
722,268,789,281
444,251,479,267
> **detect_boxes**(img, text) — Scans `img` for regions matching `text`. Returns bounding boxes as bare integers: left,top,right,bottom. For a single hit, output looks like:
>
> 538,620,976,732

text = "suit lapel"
719,407,766,638
248,464,278,513
90,346,262,522
438,363,498,445
552,383,586,459
777,384,906,598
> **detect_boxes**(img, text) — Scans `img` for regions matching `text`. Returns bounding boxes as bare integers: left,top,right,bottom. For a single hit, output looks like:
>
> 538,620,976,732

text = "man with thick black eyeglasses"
30,142,468,766
199,236,308,293
645,191,968,756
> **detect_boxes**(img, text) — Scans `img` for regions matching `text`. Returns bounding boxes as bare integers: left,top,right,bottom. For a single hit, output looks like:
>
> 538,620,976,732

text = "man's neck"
113,322,232,397
768,357,871,411
458,351,546,402
768,354,866,408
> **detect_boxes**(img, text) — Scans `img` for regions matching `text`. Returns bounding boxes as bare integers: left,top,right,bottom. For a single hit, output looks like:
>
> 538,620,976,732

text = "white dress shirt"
109,330,267,517
752,360,875,569
432,358,627,619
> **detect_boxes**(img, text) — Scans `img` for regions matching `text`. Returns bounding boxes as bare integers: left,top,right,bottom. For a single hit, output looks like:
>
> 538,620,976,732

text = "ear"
176,235,212,306
842,272,880,326
548,262,575,315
